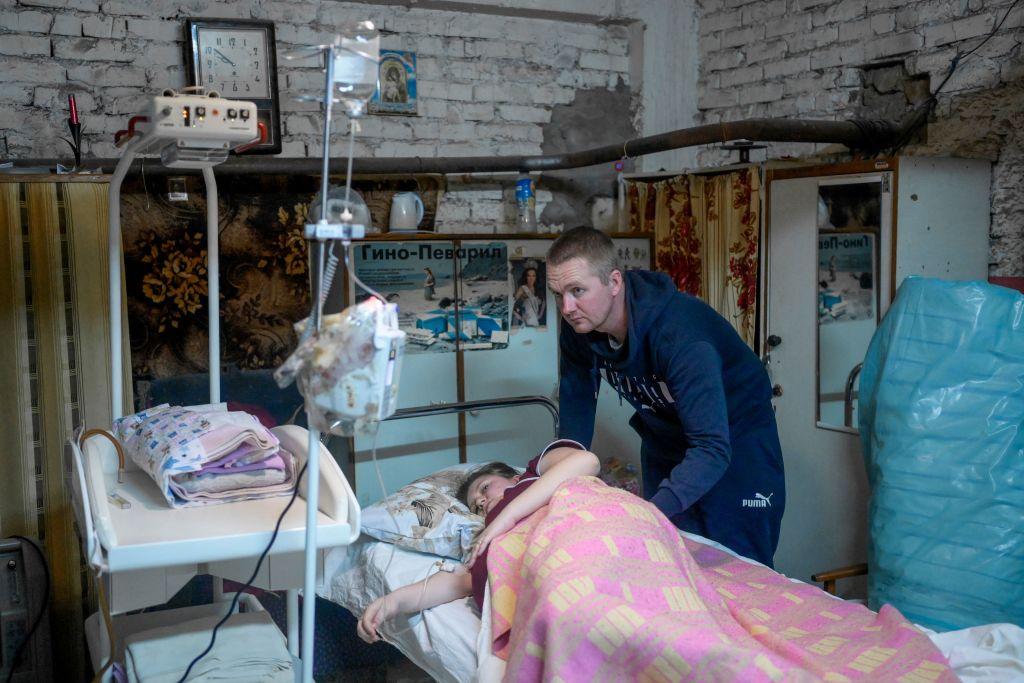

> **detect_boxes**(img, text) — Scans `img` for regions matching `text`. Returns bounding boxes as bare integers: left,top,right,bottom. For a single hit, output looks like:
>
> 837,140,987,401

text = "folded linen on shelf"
113,404,296,507
124,610,293,683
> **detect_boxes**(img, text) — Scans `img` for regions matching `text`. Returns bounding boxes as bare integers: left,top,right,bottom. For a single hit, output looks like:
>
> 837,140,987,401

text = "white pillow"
360,463,484,560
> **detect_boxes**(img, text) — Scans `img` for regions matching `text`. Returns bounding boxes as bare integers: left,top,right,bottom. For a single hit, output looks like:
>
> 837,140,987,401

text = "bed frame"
386,395,558,435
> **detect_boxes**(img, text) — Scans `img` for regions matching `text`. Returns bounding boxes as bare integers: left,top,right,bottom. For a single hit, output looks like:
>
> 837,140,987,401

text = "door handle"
844,363,864,428
762,334,782,368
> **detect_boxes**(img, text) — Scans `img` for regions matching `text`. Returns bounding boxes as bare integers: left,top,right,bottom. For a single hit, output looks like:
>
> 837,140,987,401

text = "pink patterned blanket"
486,477,955,682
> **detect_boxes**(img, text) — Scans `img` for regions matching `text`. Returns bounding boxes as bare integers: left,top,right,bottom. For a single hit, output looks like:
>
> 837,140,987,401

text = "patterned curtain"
0,178,130,680
627,168,760,347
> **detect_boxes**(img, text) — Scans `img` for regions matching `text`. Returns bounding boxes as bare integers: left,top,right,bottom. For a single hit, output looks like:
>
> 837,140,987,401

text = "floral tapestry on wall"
121,174,316,383
626,167,760,347
121,173,445,388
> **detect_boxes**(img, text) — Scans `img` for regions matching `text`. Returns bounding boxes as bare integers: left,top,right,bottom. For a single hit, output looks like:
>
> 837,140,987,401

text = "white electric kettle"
389,192,424,231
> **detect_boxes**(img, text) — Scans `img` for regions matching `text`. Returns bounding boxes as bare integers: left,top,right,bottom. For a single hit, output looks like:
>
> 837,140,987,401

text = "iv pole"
297,44,336,683
298,32,382,680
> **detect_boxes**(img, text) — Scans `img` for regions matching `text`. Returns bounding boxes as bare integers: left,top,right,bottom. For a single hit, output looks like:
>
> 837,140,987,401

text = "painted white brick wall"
0,0,631,232
696,0,1024,276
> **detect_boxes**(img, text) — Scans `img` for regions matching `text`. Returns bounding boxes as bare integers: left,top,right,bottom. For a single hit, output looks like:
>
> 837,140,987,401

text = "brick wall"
696,0,1024,276
0,0,634,230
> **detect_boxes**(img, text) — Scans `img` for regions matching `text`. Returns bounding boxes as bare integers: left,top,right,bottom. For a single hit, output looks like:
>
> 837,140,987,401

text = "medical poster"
456,241,510,350
510,257,547,332
353,241,509,353
817,232,876,324
353,241,453,354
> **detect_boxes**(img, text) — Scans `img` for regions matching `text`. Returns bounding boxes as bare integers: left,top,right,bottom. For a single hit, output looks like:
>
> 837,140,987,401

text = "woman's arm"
357,566,472,643
467,448,599,567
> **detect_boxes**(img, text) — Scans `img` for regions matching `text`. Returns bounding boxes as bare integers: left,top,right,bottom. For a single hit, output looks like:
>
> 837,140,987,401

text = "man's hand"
467,512,515,569
357,595,394,643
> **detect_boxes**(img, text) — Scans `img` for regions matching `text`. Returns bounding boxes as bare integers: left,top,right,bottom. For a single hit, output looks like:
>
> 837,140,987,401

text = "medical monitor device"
115,89,264,168
107,89,266,417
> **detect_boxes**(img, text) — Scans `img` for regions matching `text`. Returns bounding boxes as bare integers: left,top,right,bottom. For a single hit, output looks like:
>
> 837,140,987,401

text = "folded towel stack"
114,404,296,508
124,610,293,682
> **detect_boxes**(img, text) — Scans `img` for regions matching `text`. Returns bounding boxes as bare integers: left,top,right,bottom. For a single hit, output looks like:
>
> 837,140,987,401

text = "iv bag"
332,21,379,117
275,298,405,436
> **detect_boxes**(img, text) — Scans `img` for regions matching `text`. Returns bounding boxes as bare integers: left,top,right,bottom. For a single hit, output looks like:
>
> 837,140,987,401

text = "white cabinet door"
766,173,891,587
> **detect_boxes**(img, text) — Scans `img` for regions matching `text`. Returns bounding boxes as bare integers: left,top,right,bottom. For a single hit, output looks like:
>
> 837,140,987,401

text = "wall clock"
185,18,282,154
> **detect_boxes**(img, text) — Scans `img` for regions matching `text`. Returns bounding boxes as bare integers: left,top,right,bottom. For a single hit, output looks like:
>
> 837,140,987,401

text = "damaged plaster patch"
538,81,638,229
990,130,1024,276
858,61,930,122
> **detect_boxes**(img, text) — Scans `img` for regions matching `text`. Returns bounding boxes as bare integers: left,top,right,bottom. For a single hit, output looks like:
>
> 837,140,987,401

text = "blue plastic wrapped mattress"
859,277,1024,631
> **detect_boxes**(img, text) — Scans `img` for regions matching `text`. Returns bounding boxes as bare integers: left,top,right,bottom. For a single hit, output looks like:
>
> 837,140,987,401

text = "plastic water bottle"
515,173,537,232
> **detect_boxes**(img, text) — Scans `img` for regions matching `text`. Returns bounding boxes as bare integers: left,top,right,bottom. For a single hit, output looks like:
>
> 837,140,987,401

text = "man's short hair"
547,226,621,284
456,462,518,510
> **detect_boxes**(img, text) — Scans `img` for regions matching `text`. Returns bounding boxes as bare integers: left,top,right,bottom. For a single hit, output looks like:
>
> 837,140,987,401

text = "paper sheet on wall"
354,241,509,353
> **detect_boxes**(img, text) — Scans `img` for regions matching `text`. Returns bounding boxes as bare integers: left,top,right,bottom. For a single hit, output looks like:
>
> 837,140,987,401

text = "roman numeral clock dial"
185,18,282,153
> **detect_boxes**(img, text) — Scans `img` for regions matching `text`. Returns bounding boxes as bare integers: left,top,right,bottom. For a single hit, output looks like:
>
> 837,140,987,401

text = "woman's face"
467,473,520,516
525,269,537,287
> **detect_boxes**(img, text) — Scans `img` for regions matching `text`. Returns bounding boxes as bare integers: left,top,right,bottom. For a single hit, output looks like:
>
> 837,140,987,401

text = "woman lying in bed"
358,441,958,682
356,439,597,643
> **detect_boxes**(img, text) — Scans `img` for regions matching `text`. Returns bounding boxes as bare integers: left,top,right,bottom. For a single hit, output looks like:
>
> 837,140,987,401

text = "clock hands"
213,48,236,66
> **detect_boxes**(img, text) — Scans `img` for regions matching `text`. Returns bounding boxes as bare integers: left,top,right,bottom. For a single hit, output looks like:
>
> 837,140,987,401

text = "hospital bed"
321,520,1024,683
317,400,1024,682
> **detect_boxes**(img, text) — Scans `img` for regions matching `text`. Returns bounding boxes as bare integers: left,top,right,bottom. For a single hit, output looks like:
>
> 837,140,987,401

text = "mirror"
816,178,885,431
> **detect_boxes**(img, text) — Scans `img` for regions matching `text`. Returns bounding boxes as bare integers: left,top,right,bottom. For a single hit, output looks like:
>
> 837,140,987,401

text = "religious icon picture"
369,50,417,115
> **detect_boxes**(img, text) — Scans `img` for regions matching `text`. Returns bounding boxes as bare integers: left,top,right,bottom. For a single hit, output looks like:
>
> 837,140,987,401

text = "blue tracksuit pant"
641,429,785,568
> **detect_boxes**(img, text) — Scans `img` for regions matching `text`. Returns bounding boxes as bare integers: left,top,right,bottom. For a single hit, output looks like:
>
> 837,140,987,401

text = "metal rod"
107,137,145,420
15,117,901,177
202,166,220,404
386,395,559,436
300,42,337,683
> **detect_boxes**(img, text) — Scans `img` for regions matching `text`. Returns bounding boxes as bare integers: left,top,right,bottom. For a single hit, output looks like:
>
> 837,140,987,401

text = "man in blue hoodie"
547,227,785,567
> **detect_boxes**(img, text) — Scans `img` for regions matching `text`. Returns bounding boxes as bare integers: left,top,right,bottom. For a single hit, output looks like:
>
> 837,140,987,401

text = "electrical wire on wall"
890,0,1023,155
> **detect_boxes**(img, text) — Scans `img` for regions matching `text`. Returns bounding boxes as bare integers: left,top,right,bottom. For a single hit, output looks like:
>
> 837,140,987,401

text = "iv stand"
297,43,338,683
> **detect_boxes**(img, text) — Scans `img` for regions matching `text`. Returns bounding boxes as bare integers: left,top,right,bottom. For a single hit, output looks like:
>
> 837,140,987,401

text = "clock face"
196,27,270,99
